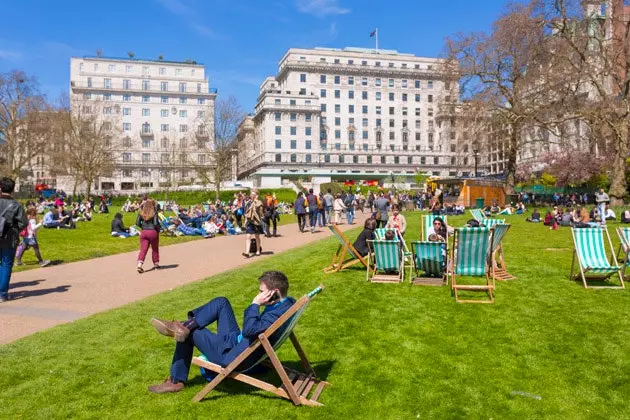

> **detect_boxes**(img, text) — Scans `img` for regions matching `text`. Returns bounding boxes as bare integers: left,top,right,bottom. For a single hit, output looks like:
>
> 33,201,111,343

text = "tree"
194,96,244,200
54,95,121,196
539,150,607,186
0,70,53,183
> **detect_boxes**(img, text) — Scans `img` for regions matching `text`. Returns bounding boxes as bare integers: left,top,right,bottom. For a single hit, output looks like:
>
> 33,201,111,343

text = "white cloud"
155,0,193,16
0,49,23,61
156,0,224,40
295,0,350,17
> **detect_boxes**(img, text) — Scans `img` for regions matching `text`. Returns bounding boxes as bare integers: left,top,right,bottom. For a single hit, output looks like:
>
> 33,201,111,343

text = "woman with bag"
243,190,264,258
136,199,161,273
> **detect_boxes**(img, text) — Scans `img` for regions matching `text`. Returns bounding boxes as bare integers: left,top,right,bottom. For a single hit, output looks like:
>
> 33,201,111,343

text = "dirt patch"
545,248,570,252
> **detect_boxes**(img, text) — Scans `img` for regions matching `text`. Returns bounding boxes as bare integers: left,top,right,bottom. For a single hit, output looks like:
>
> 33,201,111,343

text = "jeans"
308,208,317,230
111,232,131,238
171,297,241,382
138,229,159,264
346,207,355,224
598,203,606,224
297,213,307,232
0,247,17,299
325,206,332,224
317,209,326,227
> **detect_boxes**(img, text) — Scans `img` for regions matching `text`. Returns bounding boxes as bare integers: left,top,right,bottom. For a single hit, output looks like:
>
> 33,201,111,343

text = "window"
103,93,111,101
79,62,84,72
275,139,281,149
348,76,354,85
348,105,354,114
348,90,354,99
362,105,368,114
179,110,187,118
275,99,281,104
376,118,382,126
402,80,407,88
123,137,132,148
416,132,421,140
415,120,421,129
408,156,413,164
142,123,151,134
415,80,421,89
394,156,399,164
142,139,151,148
389,93,394,101
108,64,115,73
321,104,326,112
104,78,111,89
179,82,186,93
389,107,395,115
305,140,312,149
334,75,340,84
335,130,341,139
180,138,188,148
361,77,368,86
362,91,368,100
87,77,93,88
402,107,408,116
161,81,168,91
367,156,372,163
335,117,341,126
275,154,281,162
197,110,205,118
176,68,182,76
142,108,150,117
305,113,311,122
290,127,297,135
275,126,282,135
179,97,187,104
305,154,312,163
320,89,326,98
197,154,206,165
335,104,341,113
274,112,281,121
434,157,439,165
142,66,149,75
390,132,395,140
381,156,386,164
290,140,297,149
300,73,306,83
161,96,168,104
159,67,166,75
376,92,381,101
179,124,188,133
123,107,131,116
320,75,326,83
349,131,355,141
103,107,112,115
123,123,131,131
376,106,382,115
123,153,131,162
362,130,368,139
161,124,169,132
428,94,433,103
335,90,340,99
389,79,394,88
402,94,408,102
123,79,131,90
428,80,434,89
415,108,421,116
142,96,150,103
123,169,132,177
290,113,297,122
362,118,368,127
415,94,421,102
339,155,344,163
198,98,206,105
375,78,381,86
389,119,395,128
428,108,434,117
123,94,131,102
421,157,426,164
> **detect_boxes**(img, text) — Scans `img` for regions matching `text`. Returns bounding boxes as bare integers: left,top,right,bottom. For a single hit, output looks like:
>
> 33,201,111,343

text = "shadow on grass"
11,285,71,300
191,360,336,403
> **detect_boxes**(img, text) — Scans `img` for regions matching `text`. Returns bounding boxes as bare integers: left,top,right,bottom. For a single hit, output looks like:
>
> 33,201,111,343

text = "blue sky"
0,0,509,111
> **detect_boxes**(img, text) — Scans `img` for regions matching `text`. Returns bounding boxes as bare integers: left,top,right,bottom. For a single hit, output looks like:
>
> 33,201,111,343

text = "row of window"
111,108,206,118
85,77,205,93
121,152,207,164
301,74,440,90
122,137,207,149
296,55,434,71
122,123,206,134
82,92,206,105
273,154,441,165
117,168,195,178
320,89,432,103
79,62,197,78
320,104,434,115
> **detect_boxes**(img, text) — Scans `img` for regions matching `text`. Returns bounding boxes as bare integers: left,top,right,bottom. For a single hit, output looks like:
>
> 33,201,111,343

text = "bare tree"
54,94,121,196
0,70,53,183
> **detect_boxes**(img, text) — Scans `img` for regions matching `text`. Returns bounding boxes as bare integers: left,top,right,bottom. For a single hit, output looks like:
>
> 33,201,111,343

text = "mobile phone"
270,291,280,302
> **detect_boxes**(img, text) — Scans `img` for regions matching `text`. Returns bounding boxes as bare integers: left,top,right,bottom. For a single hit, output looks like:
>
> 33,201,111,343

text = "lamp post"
473,149,479,178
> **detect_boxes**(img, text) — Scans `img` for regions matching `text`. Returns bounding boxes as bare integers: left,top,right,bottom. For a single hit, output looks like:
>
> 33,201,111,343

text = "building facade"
68,56,216,192
236,47,472,188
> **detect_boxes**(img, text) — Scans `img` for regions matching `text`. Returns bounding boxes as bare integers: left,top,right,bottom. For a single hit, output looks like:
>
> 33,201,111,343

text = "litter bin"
475,198,485,209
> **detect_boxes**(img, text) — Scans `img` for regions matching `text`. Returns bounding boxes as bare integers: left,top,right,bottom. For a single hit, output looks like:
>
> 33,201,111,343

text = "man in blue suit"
148,271,295,393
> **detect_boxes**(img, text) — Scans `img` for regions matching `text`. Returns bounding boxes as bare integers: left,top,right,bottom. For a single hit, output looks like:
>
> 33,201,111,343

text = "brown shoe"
148,377,184,394
151,318,190,342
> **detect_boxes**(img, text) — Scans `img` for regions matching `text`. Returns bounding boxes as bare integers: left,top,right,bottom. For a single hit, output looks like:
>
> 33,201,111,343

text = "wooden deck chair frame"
489,224,516,281
421,215,449,242
191,285,329,406
366,239,405,283
570,227,624,289
410,240,447,286
323,224,369,273
616,227,630,279
450,227,495,304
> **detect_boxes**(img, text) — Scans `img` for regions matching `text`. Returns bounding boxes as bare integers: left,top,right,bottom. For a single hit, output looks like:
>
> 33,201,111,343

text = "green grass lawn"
14,207,298,271
2,212,630,418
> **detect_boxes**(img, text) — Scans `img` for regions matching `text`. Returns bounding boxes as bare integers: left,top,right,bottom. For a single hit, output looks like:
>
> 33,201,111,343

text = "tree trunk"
504,125,519,195
72,177,78,197
608,121,628,206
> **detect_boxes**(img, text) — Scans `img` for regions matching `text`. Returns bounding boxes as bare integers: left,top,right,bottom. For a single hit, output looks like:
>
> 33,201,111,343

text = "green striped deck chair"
191,285,329,406
410,241,447,286
374,228,411,255
469,209,486,222
489,224,515,280
366,239,404,283
616,227,630,280
481,218,505,228
421,215,448,241
450,227,495,303
570,227,624,289
323,225,369,273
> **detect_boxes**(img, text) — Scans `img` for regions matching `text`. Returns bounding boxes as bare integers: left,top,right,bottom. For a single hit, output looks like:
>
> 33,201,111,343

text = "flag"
370,29,377,38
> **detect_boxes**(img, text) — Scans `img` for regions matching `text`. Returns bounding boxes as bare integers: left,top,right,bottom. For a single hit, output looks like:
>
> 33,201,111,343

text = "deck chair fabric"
450,227,495,303
616,228,630,279
422,215,449,241
570,227,624,289
323,225,369,273
489,223,515,281
469,209,486,222
481,218,505,228
366,240,404,283
374,228,411,255
191,285,329,406
410,241,446,286
157,213,176,237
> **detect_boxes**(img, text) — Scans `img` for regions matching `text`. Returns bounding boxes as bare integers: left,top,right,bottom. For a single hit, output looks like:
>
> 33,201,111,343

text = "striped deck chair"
450,227,495,303
615,227,630,279
421,215,448,241
323,225,369,273
191,285,329,406
157,213,176,237
410,241,447,286
156,201,166,211
490,223,515,280
570,227,624,289
374,228,411,255
366,239,405,283
469,209,486,222
481,218,505,228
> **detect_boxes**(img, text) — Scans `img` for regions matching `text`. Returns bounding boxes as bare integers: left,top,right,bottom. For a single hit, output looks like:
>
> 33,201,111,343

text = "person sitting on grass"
111,213,137,238
604,205,616,221
148,271,295,394
543,211,554,226
42,208,75,229
526,208,541,222
173,219,212,238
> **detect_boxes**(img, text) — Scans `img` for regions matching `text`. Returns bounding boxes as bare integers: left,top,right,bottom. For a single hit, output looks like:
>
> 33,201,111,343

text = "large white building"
68,55,217,192
236,47,474,188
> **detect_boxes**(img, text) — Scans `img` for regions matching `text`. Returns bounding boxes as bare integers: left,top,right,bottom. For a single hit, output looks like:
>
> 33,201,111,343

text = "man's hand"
253,290,275,306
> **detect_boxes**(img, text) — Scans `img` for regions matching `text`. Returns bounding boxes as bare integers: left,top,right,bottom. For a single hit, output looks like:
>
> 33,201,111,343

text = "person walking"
317,192,326,227
323,189,334,225
262,192,277,237
344,190,356,224
0,177,28,303
305,188,319,233
243,190,264,258
333,193,346,225
294,192,307,233
136,199,161,273
15,207,51,267
595,188,610,225
373,192,389,229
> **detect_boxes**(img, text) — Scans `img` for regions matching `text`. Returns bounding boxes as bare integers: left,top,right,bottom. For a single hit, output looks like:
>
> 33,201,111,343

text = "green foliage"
104,189,296,206
585,172,609,189
319,182,345,195
538,172,557,188
3,214,630,418
414,171,429,186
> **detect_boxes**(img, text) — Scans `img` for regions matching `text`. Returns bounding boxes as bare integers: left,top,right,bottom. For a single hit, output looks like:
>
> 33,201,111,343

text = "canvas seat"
191,285,329,406
570,227,624,289
616,227,630,279
481,218,505,229
323,225,368,273
489,223,515,281
410,241,446,286
450,227,495,303
366,239,405,283
469,209,486,222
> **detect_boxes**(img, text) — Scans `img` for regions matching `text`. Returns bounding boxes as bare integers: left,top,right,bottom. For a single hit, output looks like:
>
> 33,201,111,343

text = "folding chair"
323,225,369,273
489,223,515,280
615,227,630,279
157,213,176,237
156,201,166,211
410,241,447,286
450,227,495,303
469,209,486,222
570,227,624,289
481,218,505,228
421,215,448,241
366,239,405,283
191,285,329,406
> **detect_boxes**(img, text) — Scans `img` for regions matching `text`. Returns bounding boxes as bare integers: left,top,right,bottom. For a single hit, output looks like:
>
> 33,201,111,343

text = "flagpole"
375,28,379,51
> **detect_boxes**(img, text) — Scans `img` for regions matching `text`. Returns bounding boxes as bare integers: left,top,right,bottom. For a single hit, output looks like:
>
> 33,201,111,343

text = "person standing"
333,193,346,225
294,192,307,233
317,192,326,227
0,177,28,303
262,192,277,238
243,190,264,258
344,190,356,225
136,199,161,273
323,189,334,225
595,188,610,225
386,204,407,236
15,207,51,267
305,188,319,233
373,192,389,229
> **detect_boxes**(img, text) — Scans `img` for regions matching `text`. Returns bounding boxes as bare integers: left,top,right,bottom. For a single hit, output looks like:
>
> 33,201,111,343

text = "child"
16,207,51,267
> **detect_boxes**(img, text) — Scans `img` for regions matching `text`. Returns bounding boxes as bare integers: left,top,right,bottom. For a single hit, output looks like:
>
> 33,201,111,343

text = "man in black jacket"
0,177,28,303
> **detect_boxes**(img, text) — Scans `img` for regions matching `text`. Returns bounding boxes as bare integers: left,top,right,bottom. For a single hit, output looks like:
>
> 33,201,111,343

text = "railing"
278,59,441,77
139,129,154,137
70,81,217,95
255,103,321,114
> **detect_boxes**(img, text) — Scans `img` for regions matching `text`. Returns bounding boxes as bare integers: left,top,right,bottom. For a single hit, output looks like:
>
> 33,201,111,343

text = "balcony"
140,128,154,138
278,59,443,80
195,130,210,140
70,81,217,97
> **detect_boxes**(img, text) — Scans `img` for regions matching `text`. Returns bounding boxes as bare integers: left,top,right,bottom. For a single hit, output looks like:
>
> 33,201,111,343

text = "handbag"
375,210,382,220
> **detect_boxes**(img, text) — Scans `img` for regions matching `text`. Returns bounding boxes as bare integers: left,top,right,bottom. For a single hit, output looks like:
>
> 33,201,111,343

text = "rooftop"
74,55,204,67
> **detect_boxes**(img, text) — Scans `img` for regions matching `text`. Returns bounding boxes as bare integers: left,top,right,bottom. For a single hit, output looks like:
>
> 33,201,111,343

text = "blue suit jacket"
222,297,296,369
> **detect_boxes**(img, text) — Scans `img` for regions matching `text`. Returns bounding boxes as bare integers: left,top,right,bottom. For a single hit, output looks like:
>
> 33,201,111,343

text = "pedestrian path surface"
0,215,368,344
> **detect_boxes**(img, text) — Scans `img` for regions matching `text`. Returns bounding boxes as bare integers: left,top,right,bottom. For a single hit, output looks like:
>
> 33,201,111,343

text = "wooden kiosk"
431,178,506,208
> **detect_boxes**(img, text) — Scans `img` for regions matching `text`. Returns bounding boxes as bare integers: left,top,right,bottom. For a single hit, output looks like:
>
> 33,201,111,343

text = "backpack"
0,202,17,240
344,194,354,207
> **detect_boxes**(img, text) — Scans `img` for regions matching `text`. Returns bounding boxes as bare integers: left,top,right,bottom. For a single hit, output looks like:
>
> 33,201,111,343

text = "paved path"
0,214,368,344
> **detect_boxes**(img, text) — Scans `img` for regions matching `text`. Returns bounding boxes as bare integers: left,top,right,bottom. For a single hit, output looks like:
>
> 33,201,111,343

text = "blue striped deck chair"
615,227,630,280
366,239,404,283
469,209,486,222
481,218,505,229
410,241,447,286
421,215,448,241
450,227,495,303
570,227,624,289
191,285,329,406
323,225,369,273
489,224,515,280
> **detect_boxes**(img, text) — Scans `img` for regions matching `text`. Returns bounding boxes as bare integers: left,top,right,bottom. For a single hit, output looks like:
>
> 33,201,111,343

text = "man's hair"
309,188,313,194
364,217,377,230
466,219,480,227
259,271,289,297
385,230,395,240
0,177,15,194
327,188,331,193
